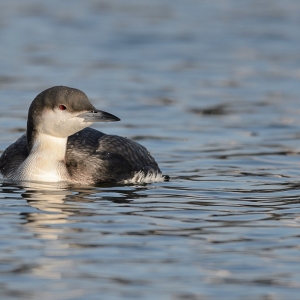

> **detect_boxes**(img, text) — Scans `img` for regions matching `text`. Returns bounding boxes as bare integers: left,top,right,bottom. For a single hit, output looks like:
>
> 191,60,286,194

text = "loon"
0,86,168,185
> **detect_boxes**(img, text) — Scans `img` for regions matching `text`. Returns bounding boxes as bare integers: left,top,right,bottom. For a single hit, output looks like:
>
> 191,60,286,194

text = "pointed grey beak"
77,110,120,122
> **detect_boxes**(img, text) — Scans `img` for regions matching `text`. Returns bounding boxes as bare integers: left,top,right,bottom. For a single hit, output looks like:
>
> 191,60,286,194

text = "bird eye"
59,105,67,110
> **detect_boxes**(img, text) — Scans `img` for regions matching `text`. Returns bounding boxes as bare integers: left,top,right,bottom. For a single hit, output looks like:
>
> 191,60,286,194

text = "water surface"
1,0,300,299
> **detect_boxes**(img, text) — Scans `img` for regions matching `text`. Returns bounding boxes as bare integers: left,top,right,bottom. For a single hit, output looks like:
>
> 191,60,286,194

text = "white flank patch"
123,171,166,184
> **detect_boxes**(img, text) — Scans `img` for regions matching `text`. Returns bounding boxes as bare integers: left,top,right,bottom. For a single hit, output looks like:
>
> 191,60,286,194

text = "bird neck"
15,133,70,182
30,133,68,159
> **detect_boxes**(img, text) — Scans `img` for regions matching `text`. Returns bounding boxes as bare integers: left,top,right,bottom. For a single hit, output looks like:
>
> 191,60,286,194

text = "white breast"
9,133,70,183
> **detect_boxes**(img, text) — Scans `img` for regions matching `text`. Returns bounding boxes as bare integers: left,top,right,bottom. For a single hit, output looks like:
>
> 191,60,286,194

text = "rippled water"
1,0,300,299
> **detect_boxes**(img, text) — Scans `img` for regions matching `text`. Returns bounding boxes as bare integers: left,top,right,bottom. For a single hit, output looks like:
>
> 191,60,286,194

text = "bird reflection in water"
1,181,148,234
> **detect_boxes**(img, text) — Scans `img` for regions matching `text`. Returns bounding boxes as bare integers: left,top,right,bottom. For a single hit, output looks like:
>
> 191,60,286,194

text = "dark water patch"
155,97,177,105
131,135,183,141
9,128,26,133
188,104,229,116
213,150,298,159
0,76,19,86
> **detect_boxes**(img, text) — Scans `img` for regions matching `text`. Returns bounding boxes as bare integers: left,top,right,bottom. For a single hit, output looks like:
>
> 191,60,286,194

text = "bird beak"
77,110,120,122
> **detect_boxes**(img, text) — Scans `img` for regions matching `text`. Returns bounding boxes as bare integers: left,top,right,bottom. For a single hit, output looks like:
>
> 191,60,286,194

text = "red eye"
59,105,66,110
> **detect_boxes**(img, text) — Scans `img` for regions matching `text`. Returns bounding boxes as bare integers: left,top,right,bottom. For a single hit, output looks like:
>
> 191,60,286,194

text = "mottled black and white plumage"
0,86,167,185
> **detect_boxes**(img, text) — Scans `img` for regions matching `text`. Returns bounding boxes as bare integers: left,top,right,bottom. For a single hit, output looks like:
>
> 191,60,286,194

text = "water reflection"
0,181,157,297
2,181,151,231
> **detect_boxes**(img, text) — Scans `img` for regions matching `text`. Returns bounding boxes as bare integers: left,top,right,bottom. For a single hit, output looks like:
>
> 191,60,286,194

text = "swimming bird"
0,86,167,185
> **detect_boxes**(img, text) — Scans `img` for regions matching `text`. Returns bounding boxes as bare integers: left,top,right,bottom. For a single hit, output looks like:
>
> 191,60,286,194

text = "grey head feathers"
29,86,95,113
26,86,120,151
27,86,95,150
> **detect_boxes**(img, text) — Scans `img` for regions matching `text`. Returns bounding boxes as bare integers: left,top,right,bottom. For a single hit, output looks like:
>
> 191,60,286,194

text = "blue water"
1,0,300,299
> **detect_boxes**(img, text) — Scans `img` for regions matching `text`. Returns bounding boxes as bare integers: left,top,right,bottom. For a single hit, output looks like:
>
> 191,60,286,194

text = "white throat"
10,133,70,182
